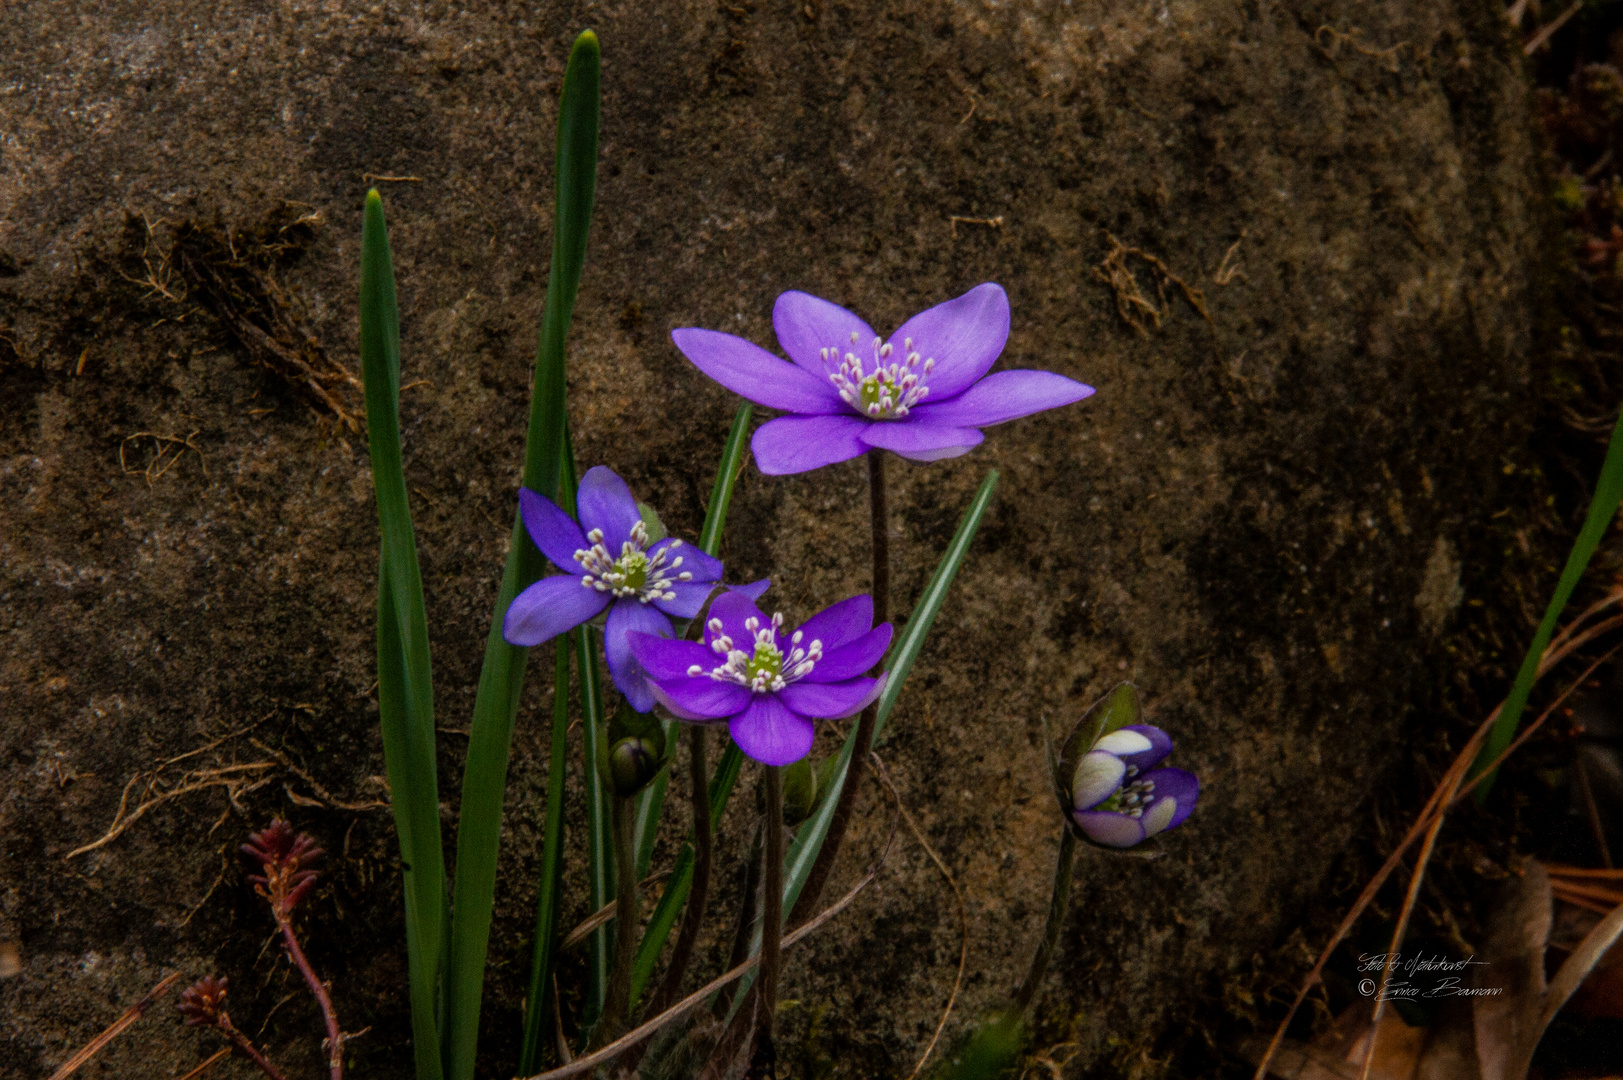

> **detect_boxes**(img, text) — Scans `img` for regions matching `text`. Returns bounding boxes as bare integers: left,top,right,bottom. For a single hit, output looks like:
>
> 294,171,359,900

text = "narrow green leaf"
628,844,694,1004
516,637,573,1075
443,30,600,1080
727,469,1001,1018
1473,408,1623,797
361,189,447,1080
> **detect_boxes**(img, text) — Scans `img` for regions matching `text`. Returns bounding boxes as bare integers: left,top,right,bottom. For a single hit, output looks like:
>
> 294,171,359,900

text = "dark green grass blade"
726,469,1001,1017
620,406,752,1008
361,190,447,1080
443,30,600,1080
1472,409,1623,798
516,636,573,1075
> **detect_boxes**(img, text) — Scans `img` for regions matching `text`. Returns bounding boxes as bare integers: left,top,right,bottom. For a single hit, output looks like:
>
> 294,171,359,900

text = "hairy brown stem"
752,766,785,1077
217,1016,292,1080
713,823,764,1021
593,793,639,1048
787,449,888,929
645,726,714,1017
1011,828,1077,1013
275,914,342,1080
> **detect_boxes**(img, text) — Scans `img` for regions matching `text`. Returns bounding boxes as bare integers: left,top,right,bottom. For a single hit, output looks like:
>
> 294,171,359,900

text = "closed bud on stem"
608,736,662,796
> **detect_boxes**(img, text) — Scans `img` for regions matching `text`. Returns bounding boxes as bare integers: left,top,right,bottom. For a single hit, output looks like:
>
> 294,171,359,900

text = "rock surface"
0,0,1547,1076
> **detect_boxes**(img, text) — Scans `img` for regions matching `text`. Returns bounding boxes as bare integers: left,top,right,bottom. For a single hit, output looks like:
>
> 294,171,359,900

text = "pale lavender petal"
628,632,714,680
729,694,816,766
802,624,892,682
775,676,881,720
519,487,587,571
909,370,1094,428
773,291,877,374
750,415,871,475
1072,750,1127,811
858,421,984,461
704,590,770,653
1138,767,1199,834
503,575,610,646
1073,810,1146,848
576,466,643,551
650,538,722,584
651,678,750,721
794,594,873,653
605,600,674,712
671,328,847,414
886,283,1009,401
1112,725,1173,771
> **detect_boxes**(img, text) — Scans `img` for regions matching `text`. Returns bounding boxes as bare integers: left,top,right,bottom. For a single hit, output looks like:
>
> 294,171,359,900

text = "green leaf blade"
361,190,447,1080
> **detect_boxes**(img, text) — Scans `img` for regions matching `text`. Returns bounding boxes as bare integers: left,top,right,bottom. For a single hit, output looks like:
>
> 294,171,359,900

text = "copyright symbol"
1358,979,1376,997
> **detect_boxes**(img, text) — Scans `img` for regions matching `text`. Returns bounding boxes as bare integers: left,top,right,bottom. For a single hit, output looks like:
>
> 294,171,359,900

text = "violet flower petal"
750,414,871,475
772,291,877,375
802,624,892,682
604,600,673,712
731,578,771,602
1138,767,1199,835
909,370,1095,429
858,421,984,461
628,632,715,680
775,676,880,720
519,487,588,570
653,581,723,620
577,466,644,552
794,593,874,653
503,575,611,646
671,328,847,414
650,678,748,721
649,537,723,583
1072,810,1147,848
729,693,816,766
884,282,1009,401
705,590,771,651
1072,750,1127,811
1110,725,1173,770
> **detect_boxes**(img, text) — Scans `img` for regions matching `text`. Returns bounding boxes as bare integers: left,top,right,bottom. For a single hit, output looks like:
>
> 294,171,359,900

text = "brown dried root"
1093,233,1211,335
119,430,208,488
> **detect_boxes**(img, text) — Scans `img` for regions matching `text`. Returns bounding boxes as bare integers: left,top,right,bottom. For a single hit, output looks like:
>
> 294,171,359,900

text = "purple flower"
627,591,892,766
503,465,753,712
1069,725,1199,848
670,283,1094,475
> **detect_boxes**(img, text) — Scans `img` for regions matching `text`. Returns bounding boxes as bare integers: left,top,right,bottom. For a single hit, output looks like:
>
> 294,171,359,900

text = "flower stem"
594,792,640,1048
644,725,714,1016
216,1015,292,1080
786,449,889,929
273,912,342,1080
713,822,764,1020
754,764,785,1075
1011,827,1077,1013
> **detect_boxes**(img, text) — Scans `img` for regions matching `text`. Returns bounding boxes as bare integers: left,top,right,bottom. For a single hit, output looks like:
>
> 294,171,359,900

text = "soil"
0,1,1570,1077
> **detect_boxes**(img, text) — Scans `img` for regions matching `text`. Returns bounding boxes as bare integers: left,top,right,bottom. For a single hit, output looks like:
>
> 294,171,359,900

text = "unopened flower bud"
608,736,662,796
177,975,229,1028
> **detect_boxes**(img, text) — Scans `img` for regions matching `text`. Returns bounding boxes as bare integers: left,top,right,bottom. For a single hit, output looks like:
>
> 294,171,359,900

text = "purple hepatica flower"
1070,725,1199,849
503,465,755,713
670,283,1094,475
627,591,891,766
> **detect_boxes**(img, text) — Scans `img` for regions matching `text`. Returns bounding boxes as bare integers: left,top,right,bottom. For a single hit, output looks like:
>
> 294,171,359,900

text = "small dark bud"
608,737,662,796
178,975,229,1028
242,820,322,916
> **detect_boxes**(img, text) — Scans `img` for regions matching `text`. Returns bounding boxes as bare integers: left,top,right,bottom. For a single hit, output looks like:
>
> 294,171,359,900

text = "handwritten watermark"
1355,952,1502,999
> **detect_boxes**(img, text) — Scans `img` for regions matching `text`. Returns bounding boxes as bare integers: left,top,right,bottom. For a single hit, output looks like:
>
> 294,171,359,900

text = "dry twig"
46,971,183,1080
